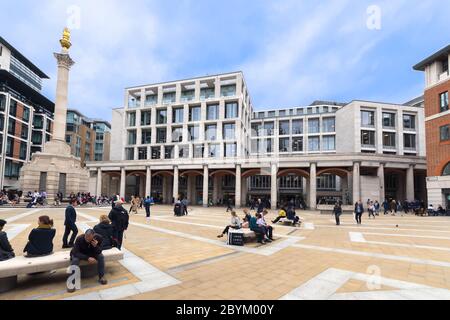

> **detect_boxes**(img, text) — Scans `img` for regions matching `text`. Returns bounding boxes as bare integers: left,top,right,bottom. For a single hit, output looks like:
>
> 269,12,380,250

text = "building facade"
86,72,427,209
0,37,54,190
414,45,450,209
65,109,111,165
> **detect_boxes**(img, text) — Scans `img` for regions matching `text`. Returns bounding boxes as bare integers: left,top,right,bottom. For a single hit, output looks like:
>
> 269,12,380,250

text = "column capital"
54,53,75,70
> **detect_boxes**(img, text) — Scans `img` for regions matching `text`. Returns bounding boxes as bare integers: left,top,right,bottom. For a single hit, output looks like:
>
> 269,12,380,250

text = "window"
292,137,303,152
322,117,335,133
162,92,176,104
127,130,137,145
221,84,236,97
172,127,183,142
141,111,151,126
66,135,72,144
224,143,237,157
223,123,235,140
151,147,161,159
21,124,28,139
181,90,195,102
403,114,416,130
404,134,416,149
382,112,396,128
251,123,262,136
32,132,43,145
279,121,290,135
205,124,217,141
33,115,44,129
4,160,22,179
279,138,290,152
441,125,450,141
263,122,274,136
125,148,134,160
292,120,303,134
189,106,201,122
225,102,238,119
383,132,396,148
179,145,189,158
156,128,167,143
23,107,30,122
443,163,450,176
194,144,204,158
207,104,218,120
6,137,13,157
172,107,184,123
308,136,320,152
156,109,167,124
19,142,27,160
164,146,174,159
361,110,375,127
308,119,320,134
361,130,375,147
8,118,15,135
200,88,215,100
0,95,5,111
188,125,200,141
9,99,17,117
145,94,157,106
142,129,152,144
137,147,147,160
209,143,220,158
264,139,273,153
127,112,136,127
322,136,336,151
440,92,449,112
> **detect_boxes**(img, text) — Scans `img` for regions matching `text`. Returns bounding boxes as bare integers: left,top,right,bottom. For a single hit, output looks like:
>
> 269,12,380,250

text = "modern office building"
86,72,427,209
414,45,450,209
65,109,111,165
0,36,54,190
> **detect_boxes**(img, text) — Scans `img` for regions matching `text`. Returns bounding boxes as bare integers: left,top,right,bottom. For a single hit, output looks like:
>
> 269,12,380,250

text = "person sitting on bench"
249,213,267,244
241,209,252,228
259,210,274,241
217,210,242,238
272,206,287,224
0,219,15,261
23,216,56,257
69,229,107,292
94,215,116,250
286,208,301,226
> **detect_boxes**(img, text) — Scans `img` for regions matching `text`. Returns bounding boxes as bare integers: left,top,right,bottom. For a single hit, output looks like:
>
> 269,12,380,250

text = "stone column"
120,168,126,200
162,176,168,204
406,165,415,201
235,164,242,209
145,167,152,197
377,163,385,202
309,163,317,210
241,176,248,207
203,166,209,207
213,175,219,205
271,163,278,210
353,162,361,203
173,166,179,201
96,168,102,197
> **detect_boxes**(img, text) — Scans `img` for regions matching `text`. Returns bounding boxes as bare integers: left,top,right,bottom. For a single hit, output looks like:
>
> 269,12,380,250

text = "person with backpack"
108,200,129,250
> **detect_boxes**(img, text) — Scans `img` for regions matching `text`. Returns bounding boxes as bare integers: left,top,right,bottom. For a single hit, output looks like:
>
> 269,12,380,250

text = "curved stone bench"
0,248,123,293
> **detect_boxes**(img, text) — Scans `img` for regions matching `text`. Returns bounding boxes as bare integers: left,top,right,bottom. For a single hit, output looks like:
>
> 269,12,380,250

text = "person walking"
374,200,380,216
144,196,153,220
390,199,397,216
354,200,364,225
63,199,78,249
108,200,129,250
382,199,389,215
368,201,375,219
182,198,189,215
333,202,343,226
226,198,233,212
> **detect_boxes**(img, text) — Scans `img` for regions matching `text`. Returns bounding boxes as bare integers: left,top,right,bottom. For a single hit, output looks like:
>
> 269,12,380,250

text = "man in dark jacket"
69,230,107,292
257,199,265,214
0,219,15,261
108,200,129,250
63,199,78,248
354,200,364,225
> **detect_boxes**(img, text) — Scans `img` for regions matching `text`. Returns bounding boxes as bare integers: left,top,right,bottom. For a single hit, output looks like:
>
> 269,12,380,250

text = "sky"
1,0,450,121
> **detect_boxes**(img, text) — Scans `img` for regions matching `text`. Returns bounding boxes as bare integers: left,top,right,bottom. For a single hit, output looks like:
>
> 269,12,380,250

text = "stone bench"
227,229,256,245
0,248,123,293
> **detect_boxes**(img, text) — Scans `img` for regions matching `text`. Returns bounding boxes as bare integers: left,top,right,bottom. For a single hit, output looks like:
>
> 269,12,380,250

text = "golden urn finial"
60,27,72,50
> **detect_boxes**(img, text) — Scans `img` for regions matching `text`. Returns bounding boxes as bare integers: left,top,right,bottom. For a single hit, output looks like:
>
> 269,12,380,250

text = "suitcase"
228,230,244,246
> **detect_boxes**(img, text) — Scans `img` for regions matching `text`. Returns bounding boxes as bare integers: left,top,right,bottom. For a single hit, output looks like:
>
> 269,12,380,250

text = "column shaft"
406,165,415,201
235,165,242,209
203,166,209,207
271,163,278,210
145,167,152,197
377,164,385,202
96,168,102,197
309,163,317,210
173,166,179,202
120,168,126,200
353,162,361,203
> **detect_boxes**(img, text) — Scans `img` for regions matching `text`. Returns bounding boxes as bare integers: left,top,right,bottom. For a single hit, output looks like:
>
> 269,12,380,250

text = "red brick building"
414,45,450,209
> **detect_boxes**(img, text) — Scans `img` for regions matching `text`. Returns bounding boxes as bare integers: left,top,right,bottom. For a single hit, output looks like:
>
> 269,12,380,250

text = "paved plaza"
2,205,450,300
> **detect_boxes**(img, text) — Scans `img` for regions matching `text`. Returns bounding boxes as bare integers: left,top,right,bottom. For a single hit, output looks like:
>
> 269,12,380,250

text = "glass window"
292,137,303,152
156,109,167,124
361,110,375,127
263,122,274,136
23,107,30,122
404,134,416,149
172,107,184,123
224,143,237,157
383,132,396,148
308,119,320,134
125,148,134,160
179,145,189,158
264,139,273,153
156,128,167,143
403,114,416,130
9,99,17,117
279,138,290,152
225,102,238,119
164,146,174,159
322,136,336,151
443,163,450,176
382,112,396,128
440,92,449,113
127,112,136,127
181,90,195,102
221,84,236,97
21,124,28,139
172,127,183,142
207,104,218,120
440,125,450,141
205,124,217,141
308,136,320,152
8,118,15,135
0,95,6,111
189,106,201,122
268,111,276,117
138,147,148,160
194,144,204,158
142,129,151,144
251,123,262,137
127,130,136,145
279,121,290,135
145,94,157,106
200,88,215,100
361,130,375,147
33,115,44,129
188,125,200,141
151,147,161,159
322,117,335,133
209,143,220,158
223,123,235,140
141,111,151,126
292,120,303,134
162,92,176,104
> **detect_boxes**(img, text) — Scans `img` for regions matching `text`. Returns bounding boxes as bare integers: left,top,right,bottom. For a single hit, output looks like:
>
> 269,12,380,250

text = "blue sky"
1,0,450,120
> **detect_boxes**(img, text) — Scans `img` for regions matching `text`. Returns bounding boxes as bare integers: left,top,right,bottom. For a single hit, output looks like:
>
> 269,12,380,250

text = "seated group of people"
272,205,301,226
217,209,275,245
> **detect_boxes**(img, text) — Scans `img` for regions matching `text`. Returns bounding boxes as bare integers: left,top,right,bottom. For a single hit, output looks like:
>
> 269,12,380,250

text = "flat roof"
67,108,111,128
413,44,450,71
0,36,50,79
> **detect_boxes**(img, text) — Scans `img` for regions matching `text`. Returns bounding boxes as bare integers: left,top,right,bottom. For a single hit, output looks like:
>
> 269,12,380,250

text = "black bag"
228,231,244,246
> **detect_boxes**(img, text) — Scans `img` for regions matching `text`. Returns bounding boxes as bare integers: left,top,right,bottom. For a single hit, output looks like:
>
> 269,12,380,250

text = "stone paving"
2,205,450,300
